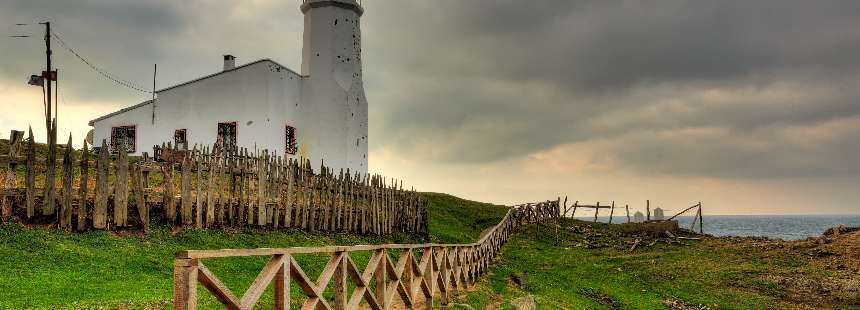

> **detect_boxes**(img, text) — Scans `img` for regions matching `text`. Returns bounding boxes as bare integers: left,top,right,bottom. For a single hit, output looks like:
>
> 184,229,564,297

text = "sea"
573,215,860,240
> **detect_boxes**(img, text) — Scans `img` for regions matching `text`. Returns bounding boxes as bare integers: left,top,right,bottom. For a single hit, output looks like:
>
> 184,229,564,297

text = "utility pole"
152,64,157,124
42,21,53,132
40,21,58,215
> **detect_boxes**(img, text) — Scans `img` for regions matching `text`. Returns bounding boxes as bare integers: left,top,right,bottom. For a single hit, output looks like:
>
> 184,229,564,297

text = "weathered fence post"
608,201,615,224
60,135,74,230
77,141,89,231
173,257,198,310
25,127,36,219
43,122,57,217
114,142,129,227
93,140,109,230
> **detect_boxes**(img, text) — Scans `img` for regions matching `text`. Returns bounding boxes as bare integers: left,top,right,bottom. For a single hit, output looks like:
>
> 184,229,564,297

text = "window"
174,129,188,149
285,125,297,155
111,125,136,153
217,122,237,147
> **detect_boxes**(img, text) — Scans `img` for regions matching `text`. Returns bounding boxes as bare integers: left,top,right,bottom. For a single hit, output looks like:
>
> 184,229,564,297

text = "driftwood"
629,238,642,252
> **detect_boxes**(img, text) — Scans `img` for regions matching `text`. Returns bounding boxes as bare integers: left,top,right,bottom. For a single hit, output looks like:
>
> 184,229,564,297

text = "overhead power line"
51,30,153,94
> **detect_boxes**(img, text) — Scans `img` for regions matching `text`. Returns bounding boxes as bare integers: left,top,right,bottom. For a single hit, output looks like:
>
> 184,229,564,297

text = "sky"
1,0,860,215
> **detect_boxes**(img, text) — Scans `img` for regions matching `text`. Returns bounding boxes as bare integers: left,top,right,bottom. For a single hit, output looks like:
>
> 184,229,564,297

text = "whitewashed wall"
300,0,369,173
93,60,303,160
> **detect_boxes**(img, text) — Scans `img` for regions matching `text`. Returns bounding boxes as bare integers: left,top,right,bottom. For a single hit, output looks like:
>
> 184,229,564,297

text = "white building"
89,0,369,173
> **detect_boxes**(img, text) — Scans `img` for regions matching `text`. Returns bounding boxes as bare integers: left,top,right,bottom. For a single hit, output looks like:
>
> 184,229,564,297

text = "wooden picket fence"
0,129,426,235
173,200,560,310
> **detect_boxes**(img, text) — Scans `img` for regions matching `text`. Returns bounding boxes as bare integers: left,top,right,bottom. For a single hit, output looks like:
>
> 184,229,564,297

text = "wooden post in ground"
25,127,36,219
572,201,578,218
181,153,192,225
114,143,129,227
698,202,703,233
646,200,651,222
133,163,149,232
77,141,89,231
173,258,198,310
93,140,109,229
625,204,630,223
195,147,203,229
59,135,74,230
690,207,700,231
562,196,568,218
2,130,23,219
163,162,176,224
594,202,600,222
608,201,615,224
43,122,57,217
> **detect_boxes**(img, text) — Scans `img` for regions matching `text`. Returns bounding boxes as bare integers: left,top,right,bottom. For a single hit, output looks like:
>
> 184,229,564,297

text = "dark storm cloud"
362,0,860,178
2,0,859,179
0,0,183,99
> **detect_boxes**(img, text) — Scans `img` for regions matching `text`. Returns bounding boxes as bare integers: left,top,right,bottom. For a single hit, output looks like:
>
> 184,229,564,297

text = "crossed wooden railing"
173,200,560,309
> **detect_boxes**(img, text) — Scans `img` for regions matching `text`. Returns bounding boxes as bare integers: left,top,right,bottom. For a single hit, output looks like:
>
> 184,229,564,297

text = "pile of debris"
561,221,703,252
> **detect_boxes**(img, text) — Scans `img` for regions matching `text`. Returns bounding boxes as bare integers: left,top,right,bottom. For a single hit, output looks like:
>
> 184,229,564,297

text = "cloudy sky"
2,0,860,215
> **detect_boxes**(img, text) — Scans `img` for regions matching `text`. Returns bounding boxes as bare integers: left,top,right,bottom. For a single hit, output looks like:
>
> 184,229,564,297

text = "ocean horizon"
572,214,860,240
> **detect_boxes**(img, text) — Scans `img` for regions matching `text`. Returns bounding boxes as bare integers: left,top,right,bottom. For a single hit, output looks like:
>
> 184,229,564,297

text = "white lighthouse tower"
299,0,369,172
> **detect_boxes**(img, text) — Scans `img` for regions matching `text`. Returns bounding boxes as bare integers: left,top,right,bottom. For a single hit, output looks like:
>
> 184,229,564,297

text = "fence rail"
173,200,559,310
0,130,425,236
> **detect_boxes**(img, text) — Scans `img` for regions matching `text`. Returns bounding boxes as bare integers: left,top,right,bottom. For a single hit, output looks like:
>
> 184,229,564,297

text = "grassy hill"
460,219,860,309
3,191,856,309
0,193,506,309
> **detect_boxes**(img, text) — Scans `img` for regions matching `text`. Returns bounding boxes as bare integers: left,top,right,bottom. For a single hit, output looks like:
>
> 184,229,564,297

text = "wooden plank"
25,127,36,218
93,139,109,230
43,121,57,216
60,135,74,230
114,142,129,227
207,149,216,227
195,147,203,229
646,200,651,221
257,152,266,226
133,163,149,232
238,254,286,309
77,140,89,231
163,161,176,223
626,205,630,223
181,153,193,225
608,201,615,224
196,262,241,308
273,256,290,310
284,159,293,228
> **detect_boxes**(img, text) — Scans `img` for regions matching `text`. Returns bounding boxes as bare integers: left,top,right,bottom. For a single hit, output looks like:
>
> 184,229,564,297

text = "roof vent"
223,55,236,71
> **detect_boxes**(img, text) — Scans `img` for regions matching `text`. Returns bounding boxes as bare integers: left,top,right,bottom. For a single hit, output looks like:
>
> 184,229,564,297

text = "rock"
510,272,528,288
511,294,536,310
445,303,475,310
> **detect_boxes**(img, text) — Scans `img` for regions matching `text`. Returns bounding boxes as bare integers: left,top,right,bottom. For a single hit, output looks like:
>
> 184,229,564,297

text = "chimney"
223,55,236,71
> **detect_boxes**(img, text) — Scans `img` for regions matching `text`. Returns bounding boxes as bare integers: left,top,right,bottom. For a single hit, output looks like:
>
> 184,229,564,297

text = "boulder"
511,294,536,310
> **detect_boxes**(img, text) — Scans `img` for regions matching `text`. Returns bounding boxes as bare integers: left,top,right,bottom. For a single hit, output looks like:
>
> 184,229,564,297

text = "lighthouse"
300,0,369,171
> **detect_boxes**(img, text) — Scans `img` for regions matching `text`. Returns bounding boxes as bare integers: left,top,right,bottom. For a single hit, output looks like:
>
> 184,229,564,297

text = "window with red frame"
110,125,136,153
174,129,188,149
285,125,297,155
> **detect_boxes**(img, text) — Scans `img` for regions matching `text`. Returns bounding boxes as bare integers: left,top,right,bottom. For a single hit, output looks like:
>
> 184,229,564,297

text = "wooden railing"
173,200,560,310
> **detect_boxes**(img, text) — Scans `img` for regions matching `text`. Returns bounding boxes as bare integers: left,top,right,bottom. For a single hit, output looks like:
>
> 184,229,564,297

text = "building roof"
88,100,152,126
88,58,303,126
156,58,302,93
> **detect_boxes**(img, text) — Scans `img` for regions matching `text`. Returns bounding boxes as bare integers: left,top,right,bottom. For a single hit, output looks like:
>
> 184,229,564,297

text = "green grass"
0,192,499,309
459,219,841,309
0,223,423,309
1,192,846,309
421,192,508,244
